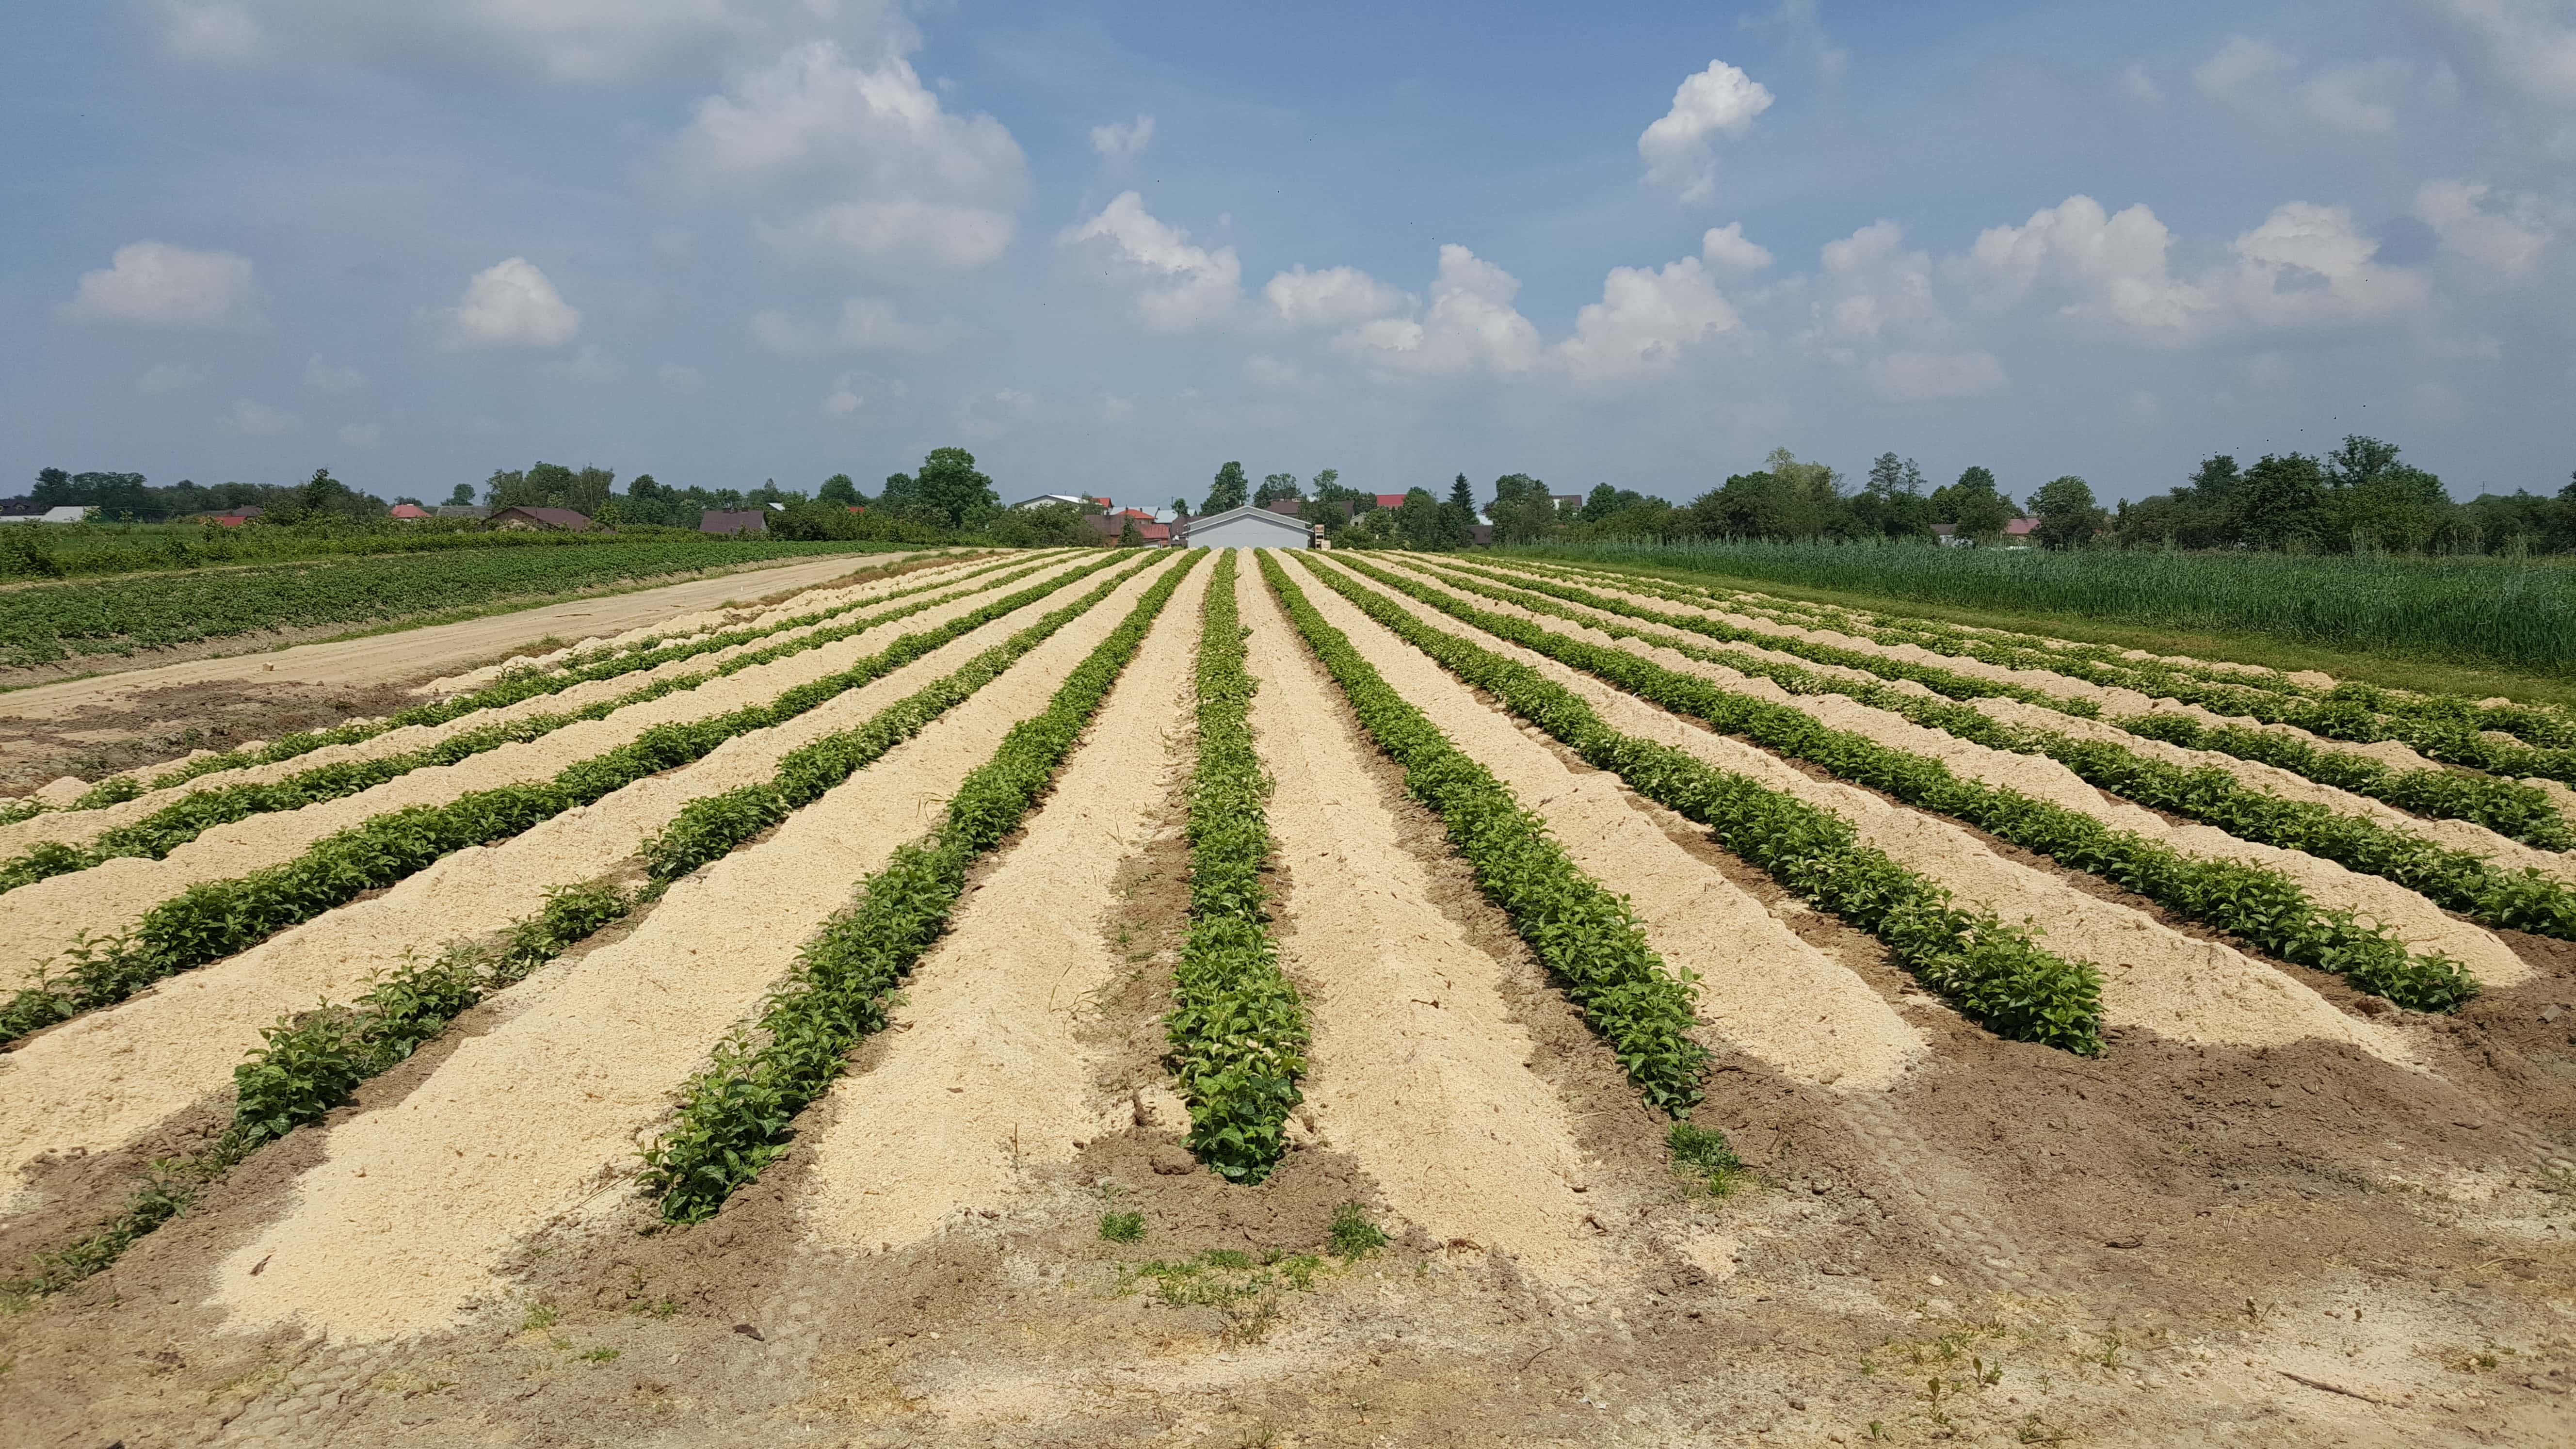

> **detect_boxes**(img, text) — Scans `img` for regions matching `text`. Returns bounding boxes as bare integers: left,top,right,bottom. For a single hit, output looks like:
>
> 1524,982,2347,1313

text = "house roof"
1010,493,1105,510
388,503,432,519
2001,516,2040,535
1175,504,1313,543
435,504,489,518
1262,499,1305,516
700,509,768,533
1374,493,1408,510
487,506,597,531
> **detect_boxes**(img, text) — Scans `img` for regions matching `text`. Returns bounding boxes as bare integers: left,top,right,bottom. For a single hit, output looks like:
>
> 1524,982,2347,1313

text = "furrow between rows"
0,558,1168,1218
207,555,1186,1342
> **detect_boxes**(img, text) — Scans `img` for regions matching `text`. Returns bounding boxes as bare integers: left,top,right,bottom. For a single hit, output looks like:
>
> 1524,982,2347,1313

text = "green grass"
1327,1203,1389,1260
1669,1122,1746,1196
1508,543,2576,705
1099,1211,1146,1243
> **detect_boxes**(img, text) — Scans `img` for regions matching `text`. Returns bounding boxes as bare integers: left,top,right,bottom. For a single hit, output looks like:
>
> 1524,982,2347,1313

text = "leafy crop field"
0,534,925,668
3,547,2572,1447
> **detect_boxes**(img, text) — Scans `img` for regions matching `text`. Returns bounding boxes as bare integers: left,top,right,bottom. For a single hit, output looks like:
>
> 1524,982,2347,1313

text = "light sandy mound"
1970,697,2576,886
1427,565,2530,988
1321,565,2421,1067
1239,569,1607,1282
206,559,1178,1343
797,564,1208,1254
0,557,1103,986
1298,563,1923,1094
0,554,1026,858
0,562,1164,1226
1472,560,2451,774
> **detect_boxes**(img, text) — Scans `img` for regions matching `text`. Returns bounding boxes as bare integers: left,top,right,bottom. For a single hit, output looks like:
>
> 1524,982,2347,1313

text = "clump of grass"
1098,1211,1146,1244
1669,1121,1746,1196
1327,1202,1389,1260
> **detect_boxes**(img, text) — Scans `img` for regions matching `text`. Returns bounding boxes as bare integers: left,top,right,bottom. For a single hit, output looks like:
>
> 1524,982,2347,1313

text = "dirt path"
206,558,1177,1342
0,561,1134,1224
0,557,1097,987
1322,560,2422,1065
1293,559,1927,1095
796,562,1209,1255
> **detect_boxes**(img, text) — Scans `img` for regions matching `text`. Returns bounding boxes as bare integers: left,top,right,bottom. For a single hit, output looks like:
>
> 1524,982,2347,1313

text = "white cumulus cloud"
303,356,362,394
959,388,1040,439
823,375,865,416
2194,35,2293,97
680,40,1026,273
1059,192,1244,333
136,363,206,400
540,344,623,382
337,422,382,451
1555,257,1746,390
428,258,580,351
1866,350,2011,402
1262,264,1411,329
660,363,706,390
216,398,301,438
1091,114,1155,159
2414,178,2563,282
1334,245,1542,381
751,297,955,354
2303,62,2407,132
1639,60,1773,204
1700,223,1774,273
1802,220,1950,362
1243,354,1328,395
60,242,255,328
155,0,879,81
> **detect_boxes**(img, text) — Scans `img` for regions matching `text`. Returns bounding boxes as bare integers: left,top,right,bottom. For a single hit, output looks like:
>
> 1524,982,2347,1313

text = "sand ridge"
796,560,1211,1255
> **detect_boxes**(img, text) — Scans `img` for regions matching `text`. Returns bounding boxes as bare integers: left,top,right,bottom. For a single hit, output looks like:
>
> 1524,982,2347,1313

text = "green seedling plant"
1669,1122,1747,1196
1099,1212,1146,1244
1328,1203,1390,1260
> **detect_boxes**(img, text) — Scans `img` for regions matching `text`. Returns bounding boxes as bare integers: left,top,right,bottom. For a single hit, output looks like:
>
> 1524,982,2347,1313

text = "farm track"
209,556,1181,1341
0,556,1131,1217
2,547,2573,1449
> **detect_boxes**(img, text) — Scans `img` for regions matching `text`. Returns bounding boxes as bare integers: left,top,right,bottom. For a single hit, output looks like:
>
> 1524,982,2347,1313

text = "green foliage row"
1404,559,2576,934
1340,555,2479,1013
639,556,1159,880
63,551,1022,811
641,552,1202,1223
4,880,631,1297
1166,551,1308,1182
1305,555,2105,1053
0,533,935,668
1256,552,1710,1109
0,555,1128,1046
1472,558,2574,848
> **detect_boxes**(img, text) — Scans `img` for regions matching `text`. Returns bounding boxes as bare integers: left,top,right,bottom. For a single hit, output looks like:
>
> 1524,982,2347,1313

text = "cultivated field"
1,547,2571,1447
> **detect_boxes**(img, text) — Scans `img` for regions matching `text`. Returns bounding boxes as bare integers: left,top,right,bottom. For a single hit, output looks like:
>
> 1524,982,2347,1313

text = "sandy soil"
0,560,1148,1223
204,558,1179,1342
1387,559,2533,988
0,557,1101,987
796,560,1210,1255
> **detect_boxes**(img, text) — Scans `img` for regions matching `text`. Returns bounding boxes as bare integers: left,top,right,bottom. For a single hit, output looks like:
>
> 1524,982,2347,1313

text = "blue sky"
5,0,2572,510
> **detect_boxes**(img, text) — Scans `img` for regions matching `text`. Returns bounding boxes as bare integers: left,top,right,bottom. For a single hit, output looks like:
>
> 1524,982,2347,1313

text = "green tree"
2026,476,2105,550
1118,515,1143,547
1203,460,1250,514
1487,472,1559,543
1254,471,1302,507
819,473,860,507
2324,435,2450,551
1394,487,1451,550
1931,465,2014,542
445,482,475,507
910,448,999,531
2237,453,2328,550
1448,473,1474,511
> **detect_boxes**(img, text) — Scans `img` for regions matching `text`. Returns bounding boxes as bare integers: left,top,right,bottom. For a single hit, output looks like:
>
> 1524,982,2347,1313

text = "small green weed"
1099,1211,1145,1244
1327,1202,1388,1260
1669,1121,1746,1195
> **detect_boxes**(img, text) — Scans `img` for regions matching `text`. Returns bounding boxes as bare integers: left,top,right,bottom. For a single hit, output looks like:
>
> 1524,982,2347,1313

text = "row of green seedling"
1323,554,2478,1013
640,551,1205,1223
0,556,1067,896
1256,551,1712,1107
1494,557,2576,789
1166,551,1309,1183
49,551,1028,815
1451,557,2572,849
1296,554,2105,1055
0,554,1139,1047
1391,558,2576,934
6,880,634,1297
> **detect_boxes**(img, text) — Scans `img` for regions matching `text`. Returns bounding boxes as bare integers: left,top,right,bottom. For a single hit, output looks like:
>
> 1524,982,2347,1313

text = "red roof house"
486,506,600,532
388,503,433,521
1374,493,1408,510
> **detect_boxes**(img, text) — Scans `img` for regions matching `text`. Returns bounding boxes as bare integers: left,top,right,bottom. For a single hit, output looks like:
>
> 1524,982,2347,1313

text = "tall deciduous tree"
1931,465,2014,542
1203,460,1250,514
911,447,1000,531
1254,471,1302,507
2026,476,2105,550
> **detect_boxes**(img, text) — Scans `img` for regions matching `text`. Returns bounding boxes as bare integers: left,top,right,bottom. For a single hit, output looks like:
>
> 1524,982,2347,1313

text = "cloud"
2121,61,2164,105
1865,350,2011,402
1334,245,1542,381
154,0,885,81
337,422,382,451
1554,256,1747,390
428,258,580,350
659,363,705,390
680,40,1026,273
1700,222,1774,273
958,387,1039,439
750,297,956,354
2414,178,2562,281
2303,61,2407,132
1639,60,1773,204
1741,0,1847,78
2222,201,2430,329
1243,354,1328,395
539,344,623,382
1801,220,1949,362
2195,37,2410,133
1059,192,1244,333
2119,389,2163,427
2194,35,2293,97
1091,114,1155,159
136,363,206,400
303,356,362,394
822,375,864,416
1262,264,1411,329
1097,395,1137,425
215,398,301,437
2411,377,2466,421
2419,0,2576,121
1953,195,2206,337
60,242,255,328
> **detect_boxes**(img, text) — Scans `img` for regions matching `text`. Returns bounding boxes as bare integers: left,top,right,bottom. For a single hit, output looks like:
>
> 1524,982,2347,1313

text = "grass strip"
3,880,632,1298
1304,555,2104,1054
1462,557,2573,849
1167,552,1308,1183
1259,551,1711,1106
641,551,1204,1223
1493,557,2576,795
1334,554,2476,1013
0,557,1065,896
58,552,1030,813
0,555,1136,1047
1397,559,2576,937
